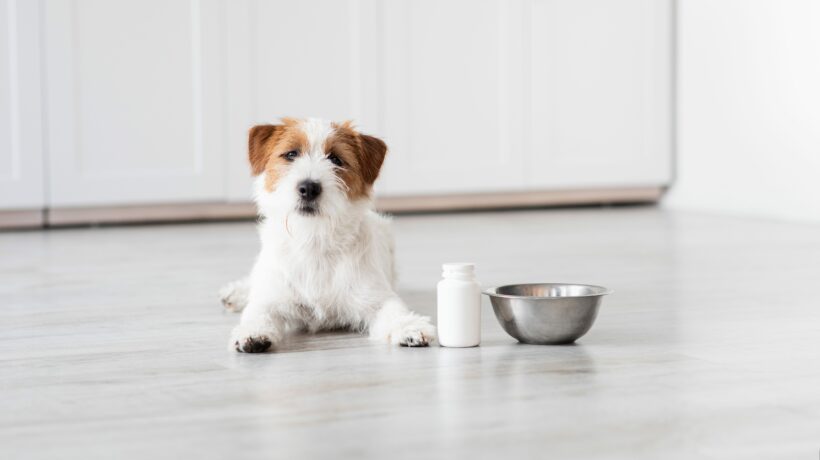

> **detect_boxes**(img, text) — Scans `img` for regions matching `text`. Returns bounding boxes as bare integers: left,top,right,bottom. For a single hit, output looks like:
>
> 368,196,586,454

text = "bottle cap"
442,263,475,277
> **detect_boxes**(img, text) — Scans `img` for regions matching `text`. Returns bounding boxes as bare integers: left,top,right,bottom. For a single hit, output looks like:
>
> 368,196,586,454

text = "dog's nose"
297,180,322,201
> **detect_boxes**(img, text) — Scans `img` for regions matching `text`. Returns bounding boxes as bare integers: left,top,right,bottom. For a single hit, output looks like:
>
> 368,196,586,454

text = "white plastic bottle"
437,263,481,347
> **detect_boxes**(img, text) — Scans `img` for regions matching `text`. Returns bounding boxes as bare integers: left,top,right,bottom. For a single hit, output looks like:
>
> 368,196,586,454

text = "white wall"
666,0,820,222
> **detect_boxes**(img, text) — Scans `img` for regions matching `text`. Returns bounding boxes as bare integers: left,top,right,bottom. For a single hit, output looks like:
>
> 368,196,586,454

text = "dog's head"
248,118,387,217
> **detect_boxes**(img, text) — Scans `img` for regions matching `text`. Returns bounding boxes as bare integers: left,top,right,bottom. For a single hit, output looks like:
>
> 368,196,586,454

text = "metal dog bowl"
483,283,612,344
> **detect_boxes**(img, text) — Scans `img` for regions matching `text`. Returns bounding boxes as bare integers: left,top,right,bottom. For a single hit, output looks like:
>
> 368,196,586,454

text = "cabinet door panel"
0,0,44,210
44,0,225,206
225,0,380,201
378,0,526,196
527,0,672,188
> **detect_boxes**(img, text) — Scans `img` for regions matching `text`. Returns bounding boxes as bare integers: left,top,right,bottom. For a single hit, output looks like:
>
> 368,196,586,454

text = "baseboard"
47,202,258,227
31,186,664,228
376,186,664,212
0,209,45,229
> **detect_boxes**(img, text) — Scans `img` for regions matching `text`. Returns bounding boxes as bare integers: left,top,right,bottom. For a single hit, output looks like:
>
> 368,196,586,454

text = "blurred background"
1,0,818,227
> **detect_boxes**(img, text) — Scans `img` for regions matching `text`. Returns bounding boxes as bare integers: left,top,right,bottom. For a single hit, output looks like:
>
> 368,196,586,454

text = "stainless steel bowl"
483,283,612,344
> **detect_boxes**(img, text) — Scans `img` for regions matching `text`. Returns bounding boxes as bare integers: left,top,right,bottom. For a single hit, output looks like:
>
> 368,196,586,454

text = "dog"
220,118,436,353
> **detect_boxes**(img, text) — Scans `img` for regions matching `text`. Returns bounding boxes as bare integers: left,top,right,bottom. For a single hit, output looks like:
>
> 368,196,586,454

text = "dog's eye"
282,150,299,161
327,153,343,167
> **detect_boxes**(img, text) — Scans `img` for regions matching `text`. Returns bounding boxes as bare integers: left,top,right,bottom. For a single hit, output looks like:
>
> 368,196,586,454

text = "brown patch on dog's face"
248,124,281,175
326,122,388,199
247,118,309,192
358,134,387,185
249,119,387,199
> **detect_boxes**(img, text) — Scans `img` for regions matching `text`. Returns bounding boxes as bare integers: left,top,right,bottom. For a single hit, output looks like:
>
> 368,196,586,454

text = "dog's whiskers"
284,210,293,238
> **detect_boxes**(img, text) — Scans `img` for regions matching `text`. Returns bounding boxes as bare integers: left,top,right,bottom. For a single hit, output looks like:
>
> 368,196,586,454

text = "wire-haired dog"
220,118,436,353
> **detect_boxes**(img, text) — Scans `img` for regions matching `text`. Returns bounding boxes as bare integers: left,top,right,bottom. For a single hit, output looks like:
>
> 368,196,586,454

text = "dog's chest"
283,248,359,307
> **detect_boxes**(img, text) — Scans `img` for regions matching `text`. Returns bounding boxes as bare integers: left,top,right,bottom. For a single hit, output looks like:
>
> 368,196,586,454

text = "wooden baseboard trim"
0,209,45,229
376,186,664,212
40,186,663,227
47,202,258,227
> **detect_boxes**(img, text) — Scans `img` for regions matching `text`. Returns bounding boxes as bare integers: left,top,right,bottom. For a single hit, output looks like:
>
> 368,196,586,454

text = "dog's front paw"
230,325,274,353
397,321,437,348
236,336,272,353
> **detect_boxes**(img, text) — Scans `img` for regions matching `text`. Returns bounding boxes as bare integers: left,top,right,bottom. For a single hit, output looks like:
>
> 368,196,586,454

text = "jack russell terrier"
220,118,436,353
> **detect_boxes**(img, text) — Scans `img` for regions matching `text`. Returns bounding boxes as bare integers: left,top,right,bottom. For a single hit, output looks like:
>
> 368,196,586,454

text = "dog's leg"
229,271,288,353
219,277,250,312
229,301,286,353
228,248,293,353
368,296,437,347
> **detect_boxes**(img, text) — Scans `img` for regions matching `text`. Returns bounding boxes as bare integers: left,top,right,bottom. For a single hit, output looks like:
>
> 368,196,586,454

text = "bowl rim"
483,283,613,299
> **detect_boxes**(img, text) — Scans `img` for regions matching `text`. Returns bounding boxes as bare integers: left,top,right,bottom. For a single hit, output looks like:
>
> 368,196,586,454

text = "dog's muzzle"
296,180,322,215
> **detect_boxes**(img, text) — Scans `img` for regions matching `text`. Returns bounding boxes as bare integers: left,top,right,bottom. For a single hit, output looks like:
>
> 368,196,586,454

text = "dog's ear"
358,134,387,185
248,124,283,175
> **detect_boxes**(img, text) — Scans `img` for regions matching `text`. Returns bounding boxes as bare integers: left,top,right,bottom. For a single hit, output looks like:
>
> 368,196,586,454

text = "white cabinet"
0,0,44,210
377,0,527,196
377,0,672,195
226,0,672,199
1,0,673,221
42,0,226,207
224,0,382,202
527,0,672,188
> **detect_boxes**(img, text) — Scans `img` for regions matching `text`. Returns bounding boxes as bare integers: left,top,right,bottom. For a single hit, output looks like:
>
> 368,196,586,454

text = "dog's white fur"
222,118,435,352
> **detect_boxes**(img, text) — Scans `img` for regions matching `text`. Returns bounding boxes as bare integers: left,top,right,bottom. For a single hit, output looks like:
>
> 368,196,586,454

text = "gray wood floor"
1,207,819,459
